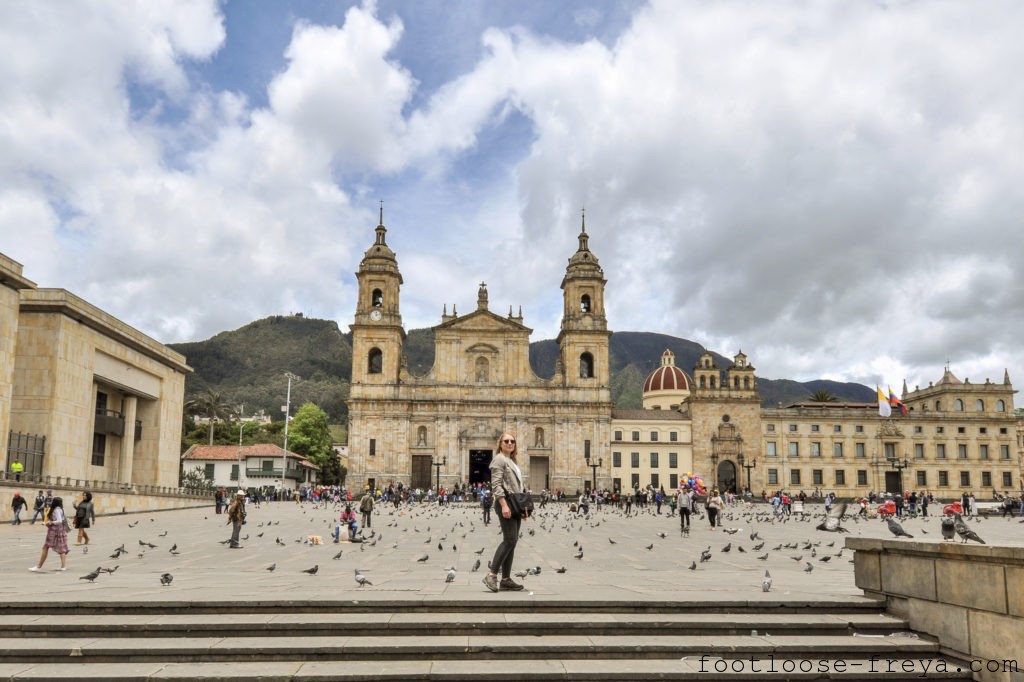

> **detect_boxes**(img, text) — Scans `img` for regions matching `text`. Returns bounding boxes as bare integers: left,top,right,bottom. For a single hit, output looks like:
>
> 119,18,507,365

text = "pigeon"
471,559,481,572
80,568,101,583
99,566,118,574
699,547,712,563
688,561,697,571
160,573,173,585
445,567,457,583
804,562,813,573
940,517,956,541
302,565,319,575
885,517,914,538
474,547,486,555
645,543,654,551
954,514,985,544
819,556,831,563
333,550,343,560
574,549,584,559
355,569,372,587
169,544,179,555
657,532,667,539
265,564,276,572
721,543,731,553
757,553,769,560
816,502,849,533
158,531,168,537
608,538,617,544
555,567,567,574
761,570,772,592
417,554,429,562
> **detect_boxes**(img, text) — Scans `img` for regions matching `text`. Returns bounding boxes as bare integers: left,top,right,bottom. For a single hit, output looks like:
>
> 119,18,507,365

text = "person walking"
480,486,492,525
226,489,246,548
72,491,95,545
11,492,28,525
30,490,46,524
678,487,692,532
483,432,528,592
30,497,69,571
359,489,374,529
707,488,723,528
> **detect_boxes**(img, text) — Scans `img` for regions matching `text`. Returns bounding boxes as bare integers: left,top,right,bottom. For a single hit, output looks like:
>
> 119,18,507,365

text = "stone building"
346,212,612,493
1,252,190,490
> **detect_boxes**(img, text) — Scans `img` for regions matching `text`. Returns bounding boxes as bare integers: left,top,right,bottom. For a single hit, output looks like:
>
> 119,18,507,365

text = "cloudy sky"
2,0,1022,391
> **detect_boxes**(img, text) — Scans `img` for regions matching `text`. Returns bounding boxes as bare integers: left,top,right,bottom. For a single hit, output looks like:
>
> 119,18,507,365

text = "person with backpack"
359,489,374,529
30,490,46,524
72,491,95,545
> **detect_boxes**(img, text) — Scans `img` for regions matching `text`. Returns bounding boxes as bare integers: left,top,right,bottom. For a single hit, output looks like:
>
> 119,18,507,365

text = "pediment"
435,309,531,333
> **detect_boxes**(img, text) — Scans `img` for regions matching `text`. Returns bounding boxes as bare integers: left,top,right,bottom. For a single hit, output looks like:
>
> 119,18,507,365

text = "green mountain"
170,316,874,419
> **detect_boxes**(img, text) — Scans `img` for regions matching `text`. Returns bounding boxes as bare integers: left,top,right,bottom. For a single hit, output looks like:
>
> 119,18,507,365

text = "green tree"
809,390,838,403
286,402,334,469
185,390,235,445
180,464,212,490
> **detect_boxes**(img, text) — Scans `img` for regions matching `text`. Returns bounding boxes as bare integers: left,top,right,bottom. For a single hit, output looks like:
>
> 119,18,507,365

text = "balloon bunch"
680,472,707,495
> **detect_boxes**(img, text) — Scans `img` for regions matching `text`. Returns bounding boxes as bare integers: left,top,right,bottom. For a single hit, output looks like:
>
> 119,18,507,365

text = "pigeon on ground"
555,567,567,574
762,570,772,592
688,561,697,571
804,562,813,573
80,568,101,583
355,569,372,587
816,503,849,533
417,554,429,562
699,547,712,563
446,567,457,583
471,559,481,572
474,547,485,555
757,553,769,560
160,573,173,585
302,565,319,575
265,564,276,572
333,550,343,560
954,514,985,544
885,517,914,538
721,543,731,553
99,566,118,574
940,517,956,541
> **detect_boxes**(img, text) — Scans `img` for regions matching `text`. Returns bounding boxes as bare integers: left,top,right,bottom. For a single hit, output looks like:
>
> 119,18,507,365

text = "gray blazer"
490,453,524,500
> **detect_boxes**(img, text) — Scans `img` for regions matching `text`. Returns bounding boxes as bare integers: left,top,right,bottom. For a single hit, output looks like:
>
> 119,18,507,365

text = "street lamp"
237,405,246,489
584,452,602,492
432,456,446,491
282,372,300,497
737,453,756,494
887,455,910,495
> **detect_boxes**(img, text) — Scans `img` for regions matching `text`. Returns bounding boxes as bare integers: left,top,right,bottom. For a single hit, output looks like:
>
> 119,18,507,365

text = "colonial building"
1,252,190,491
346,212,612,493
181,444,318,492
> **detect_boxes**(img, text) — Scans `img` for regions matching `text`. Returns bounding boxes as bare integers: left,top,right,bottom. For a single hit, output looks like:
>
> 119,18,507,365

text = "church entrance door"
528,456,549,492
411,455,432,490
469,450,492,485
717,460,737,494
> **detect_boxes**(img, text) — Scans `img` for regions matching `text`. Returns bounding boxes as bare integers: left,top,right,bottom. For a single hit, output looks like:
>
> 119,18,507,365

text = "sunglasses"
502,439,516,445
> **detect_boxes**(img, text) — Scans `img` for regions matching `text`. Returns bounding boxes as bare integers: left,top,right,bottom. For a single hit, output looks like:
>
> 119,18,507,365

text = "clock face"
369,309,383,321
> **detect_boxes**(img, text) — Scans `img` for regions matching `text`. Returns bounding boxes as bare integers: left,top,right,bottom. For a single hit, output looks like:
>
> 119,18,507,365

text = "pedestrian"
920,492,929,517
11,492,28,525
359,488,374,529
677,488,692,532
483,432,528,592
706,488,723,528
480,487,492,525
29,497,69,571
214,488,224,514
30,490,46,524
72,491,95,545
226,489,246,548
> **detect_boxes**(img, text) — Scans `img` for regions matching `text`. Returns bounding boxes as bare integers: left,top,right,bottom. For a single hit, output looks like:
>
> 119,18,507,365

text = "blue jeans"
334,522,357,541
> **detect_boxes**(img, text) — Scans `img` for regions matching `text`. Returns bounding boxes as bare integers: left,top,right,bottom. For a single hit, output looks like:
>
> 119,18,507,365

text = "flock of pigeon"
67,496,1010,591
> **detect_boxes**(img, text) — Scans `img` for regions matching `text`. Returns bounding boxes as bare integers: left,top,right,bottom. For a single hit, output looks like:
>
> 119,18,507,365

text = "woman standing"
30,497,69,571
73,491,95,545
483,432,528,592
707,488,723,528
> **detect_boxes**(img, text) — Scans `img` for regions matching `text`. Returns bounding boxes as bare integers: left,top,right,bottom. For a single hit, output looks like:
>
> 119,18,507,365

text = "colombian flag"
877,386,892,417
888,386,907,416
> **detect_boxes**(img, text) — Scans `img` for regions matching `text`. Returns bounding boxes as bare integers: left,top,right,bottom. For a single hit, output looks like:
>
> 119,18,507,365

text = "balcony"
94,409,125,437
246,467,304,481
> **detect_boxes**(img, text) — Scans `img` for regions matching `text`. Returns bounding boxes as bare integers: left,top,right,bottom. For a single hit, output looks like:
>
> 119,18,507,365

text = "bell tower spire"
557,211,610,391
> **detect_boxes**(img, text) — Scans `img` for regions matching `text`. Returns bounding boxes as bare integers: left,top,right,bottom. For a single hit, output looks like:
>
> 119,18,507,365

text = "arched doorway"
717,460,737,494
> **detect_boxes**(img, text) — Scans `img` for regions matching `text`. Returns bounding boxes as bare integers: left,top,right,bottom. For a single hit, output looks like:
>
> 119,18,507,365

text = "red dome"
643,364,693,393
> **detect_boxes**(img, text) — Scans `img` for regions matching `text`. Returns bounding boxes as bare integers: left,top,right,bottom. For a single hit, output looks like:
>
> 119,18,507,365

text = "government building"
346,219,1022,499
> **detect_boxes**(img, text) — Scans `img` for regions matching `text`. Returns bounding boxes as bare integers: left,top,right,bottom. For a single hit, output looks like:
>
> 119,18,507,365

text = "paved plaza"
3,499,1023,605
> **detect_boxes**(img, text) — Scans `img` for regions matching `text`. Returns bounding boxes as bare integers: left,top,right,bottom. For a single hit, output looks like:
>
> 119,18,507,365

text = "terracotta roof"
182,444,312,464
642,349,693,393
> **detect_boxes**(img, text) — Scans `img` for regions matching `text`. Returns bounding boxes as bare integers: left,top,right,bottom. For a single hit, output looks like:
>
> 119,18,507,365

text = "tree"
185,390,235,445
809,390,838,403
286,402,334,469
180,464,212,490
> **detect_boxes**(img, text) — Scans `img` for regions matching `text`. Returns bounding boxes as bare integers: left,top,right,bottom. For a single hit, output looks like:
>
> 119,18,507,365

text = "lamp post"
737,453,756,495
282,372,300,497
584,452,602,492
887,455,909,495
432,456,446,491
237,405,245,489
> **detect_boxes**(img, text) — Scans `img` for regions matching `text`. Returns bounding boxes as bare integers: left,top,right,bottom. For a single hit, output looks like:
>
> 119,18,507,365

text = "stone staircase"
0,597,972,680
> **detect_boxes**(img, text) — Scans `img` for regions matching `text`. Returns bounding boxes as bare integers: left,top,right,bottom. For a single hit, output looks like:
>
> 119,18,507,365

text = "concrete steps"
0,598,972,680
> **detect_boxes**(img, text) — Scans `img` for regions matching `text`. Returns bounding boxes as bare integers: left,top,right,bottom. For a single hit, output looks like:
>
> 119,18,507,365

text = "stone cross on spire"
477,281,488,310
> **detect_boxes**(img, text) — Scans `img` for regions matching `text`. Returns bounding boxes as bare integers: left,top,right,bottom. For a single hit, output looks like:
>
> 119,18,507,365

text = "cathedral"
346,215,1021,499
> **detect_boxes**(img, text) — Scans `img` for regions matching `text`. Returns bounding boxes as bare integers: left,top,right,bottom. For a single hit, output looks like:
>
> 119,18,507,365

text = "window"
982,471,992,487
650,473,660,488
811,424,820,433
957,444,967,459
261,460,273,471
371,288,383,307
833,425,842,433
916,470,927,487
1000,427,1008,435
580,293,591,313
976,399,984,412
475,356,489,382
631,473,640,488
914,426,923,434
855,443,866,458
938,470,949,487
766,424,775,432
957,426,965,434
91,434,106,466
230,464,239,481
980,444,989,460
954,399,964,411
979,427,987,434
833,443,843,458
914,443,924,459
855,425,864,433
936,426,944,434
669,453,678,468
614,430,622,441
650,431,659,442
611,452,622,467
632,431,640,442
204,463,215,480
1000,445,1010,459
996,399,1006,412
584,440,591,459
368,348,383,374
669,474,678,489
767,469,778,485
936,444,946,459
579,352,594,378
1003,472,1013,487
835,470,845,485
884,442,896,460
960,471,970,487
790,469,801,485
631,452,640,468
810,442,821,457
789,424,798,432
670,431,678,442
857,470,868,485
812,469,823,485
789,442,799,457
650,453,659,468
766,442,777,457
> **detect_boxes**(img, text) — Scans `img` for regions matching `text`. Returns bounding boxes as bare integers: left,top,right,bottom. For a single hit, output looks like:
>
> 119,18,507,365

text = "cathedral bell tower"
350,207,406,384
557,213,610,387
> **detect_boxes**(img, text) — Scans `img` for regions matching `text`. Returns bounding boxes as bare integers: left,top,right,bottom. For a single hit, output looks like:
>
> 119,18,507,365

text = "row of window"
767,468,1015,489
611,452,679,468
921,398,1008,413
613,430,680,442
767,423,1010,435
614,473,681,490
367,349,597,379
766,441,1013,460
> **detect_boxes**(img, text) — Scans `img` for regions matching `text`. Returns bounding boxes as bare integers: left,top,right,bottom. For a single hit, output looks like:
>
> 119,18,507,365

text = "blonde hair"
496,432,518,462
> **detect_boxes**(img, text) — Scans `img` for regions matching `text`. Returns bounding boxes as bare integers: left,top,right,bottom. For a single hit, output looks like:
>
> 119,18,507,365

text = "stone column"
120,396,137,485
